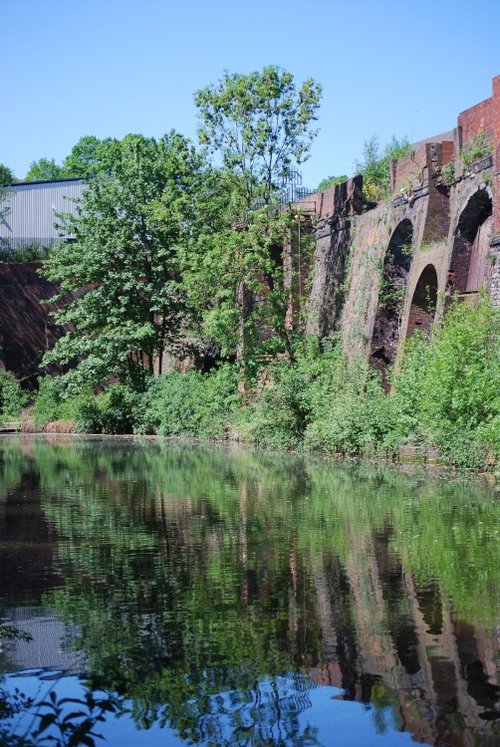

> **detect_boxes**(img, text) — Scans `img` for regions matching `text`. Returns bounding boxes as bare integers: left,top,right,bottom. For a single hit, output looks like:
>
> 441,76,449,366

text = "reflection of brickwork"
307,528,499,746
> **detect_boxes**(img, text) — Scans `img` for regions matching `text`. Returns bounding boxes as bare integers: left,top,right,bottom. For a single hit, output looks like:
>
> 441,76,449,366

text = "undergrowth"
28,297,499,469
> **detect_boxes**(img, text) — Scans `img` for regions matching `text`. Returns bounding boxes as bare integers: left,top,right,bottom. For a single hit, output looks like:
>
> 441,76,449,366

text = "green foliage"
416,296,499,466
441,160,455,185
30,690,120,747
461,130,493,170
32,376,85,428
302,347,392,455
0,624,32,642
42,132,207,391
238,358,311,449
237,342,390,454
0,371,29,418
184,206,308,377
25,158,64,182
75,383,139,434
355,135,412,203
61,135,120,178
0,241,53,262
24,136,122,183
316,174,348,191
139,363,240,438
0,163,14,185
195,65,322,208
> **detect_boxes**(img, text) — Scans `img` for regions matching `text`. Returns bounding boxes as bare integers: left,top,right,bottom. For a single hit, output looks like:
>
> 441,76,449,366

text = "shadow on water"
0,436,498,745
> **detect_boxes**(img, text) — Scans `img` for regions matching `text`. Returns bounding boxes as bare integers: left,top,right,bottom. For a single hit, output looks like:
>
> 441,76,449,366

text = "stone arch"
406,264,438,339
369,219,413,374
449,187,493,295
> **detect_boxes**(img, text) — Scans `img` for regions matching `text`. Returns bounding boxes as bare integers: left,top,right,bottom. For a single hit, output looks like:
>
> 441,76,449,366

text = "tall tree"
189,66,321,375
43,132,206,390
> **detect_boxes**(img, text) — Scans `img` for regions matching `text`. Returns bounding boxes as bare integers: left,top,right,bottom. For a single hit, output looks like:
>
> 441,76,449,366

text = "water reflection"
0,436,498,746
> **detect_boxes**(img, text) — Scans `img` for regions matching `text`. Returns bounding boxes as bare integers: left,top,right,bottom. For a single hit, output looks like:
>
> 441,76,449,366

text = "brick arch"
406,264,438,339
369,219,413,375
449,187,493,294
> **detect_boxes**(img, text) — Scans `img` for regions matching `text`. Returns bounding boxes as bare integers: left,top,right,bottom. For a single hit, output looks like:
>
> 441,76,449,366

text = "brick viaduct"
291,73,500,373
0,75,498,384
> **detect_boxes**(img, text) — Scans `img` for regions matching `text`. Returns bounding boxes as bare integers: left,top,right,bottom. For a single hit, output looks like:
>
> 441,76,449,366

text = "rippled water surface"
0,436,498,746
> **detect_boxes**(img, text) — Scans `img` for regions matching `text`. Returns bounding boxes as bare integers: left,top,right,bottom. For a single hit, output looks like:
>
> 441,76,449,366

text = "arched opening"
449,189,493,295
406,264,438,339
370,219,413,376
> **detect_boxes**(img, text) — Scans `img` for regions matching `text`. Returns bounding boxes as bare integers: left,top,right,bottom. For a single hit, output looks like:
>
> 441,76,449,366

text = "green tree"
417,295,500,465
190,67,322,375
61,135,120,178
195,65,322,208
42,132,206,391
25,157,64,181
0,163,14,185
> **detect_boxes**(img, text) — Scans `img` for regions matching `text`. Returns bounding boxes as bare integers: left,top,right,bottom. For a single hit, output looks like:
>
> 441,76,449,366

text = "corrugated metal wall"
0,179,85,249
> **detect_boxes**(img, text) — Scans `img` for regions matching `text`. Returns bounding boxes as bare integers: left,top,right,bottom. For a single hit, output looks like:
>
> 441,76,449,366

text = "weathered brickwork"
0,264,66,386
296,74,500,368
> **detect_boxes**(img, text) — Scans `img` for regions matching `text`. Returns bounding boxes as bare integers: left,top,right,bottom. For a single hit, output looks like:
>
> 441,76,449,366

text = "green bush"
32,376,84,428
0,370,29,418
239,360,310,449
303,349,393,455
240,342,393,455
30,296,499,469
140,363,239,438
74,384,140,434
416,296,499,467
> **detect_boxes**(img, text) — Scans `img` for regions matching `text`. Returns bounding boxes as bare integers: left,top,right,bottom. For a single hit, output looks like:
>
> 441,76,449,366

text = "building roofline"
6,177,86,187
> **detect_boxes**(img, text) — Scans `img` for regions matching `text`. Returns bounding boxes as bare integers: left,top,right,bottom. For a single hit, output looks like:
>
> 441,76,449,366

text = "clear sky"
2,0,500,188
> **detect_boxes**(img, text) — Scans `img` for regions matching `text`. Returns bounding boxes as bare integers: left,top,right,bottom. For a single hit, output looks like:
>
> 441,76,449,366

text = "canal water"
0,436,498,746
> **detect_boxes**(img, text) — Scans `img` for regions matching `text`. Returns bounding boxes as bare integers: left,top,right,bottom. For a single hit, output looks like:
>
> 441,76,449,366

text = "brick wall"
0,264,66,385
458,98,493,146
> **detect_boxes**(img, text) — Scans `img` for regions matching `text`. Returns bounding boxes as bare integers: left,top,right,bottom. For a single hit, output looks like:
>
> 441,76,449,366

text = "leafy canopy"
188,67,321,377
43,132,206,391
0,163,14,185
25,157,64,181
195,65,322,208
316,174,348,191
62,135,121,178
25,136,121,182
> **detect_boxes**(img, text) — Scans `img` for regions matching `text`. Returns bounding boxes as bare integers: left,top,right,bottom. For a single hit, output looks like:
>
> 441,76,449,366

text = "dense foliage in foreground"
6,296,493,470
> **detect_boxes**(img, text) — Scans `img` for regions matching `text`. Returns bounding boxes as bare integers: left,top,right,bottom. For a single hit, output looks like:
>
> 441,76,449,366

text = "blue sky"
2,0,500,188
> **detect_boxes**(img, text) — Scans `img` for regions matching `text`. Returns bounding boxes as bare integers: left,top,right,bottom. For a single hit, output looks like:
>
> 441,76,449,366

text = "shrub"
74,384,140,434
0,371,29,418
32,376,83,428
240,360,310,449
303,350,392,455
139,363,239,439
416,296,499,467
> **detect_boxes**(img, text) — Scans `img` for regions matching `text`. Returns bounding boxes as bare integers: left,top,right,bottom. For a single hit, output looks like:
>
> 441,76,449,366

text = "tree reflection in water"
0,437,498,746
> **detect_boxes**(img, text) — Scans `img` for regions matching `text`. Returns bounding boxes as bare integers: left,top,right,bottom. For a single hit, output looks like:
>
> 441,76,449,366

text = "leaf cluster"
195,65,321,207
25,137,121,182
